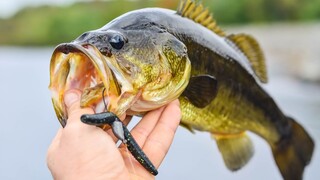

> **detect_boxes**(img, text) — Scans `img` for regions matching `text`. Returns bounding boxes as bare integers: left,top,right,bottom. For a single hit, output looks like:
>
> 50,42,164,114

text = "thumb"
64,89,94,125
64,89,81,113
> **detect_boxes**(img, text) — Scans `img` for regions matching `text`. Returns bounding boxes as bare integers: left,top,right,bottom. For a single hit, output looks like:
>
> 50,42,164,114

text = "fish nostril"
99,47,112,57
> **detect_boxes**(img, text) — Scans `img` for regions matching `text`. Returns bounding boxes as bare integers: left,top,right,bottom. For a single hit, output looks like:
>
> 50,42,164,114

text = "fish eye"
109,34,125,50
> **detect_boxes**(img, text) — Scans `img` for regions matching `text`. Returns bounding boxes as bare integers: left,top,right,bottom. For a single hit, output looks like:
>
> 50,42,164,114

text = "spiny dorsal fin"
228,34,268,83
177,0,226,37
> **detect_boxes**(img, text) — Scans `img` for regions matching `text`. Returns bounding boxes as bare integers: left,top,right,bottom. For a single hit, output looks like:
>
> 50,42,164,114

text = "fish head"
49,20,191,127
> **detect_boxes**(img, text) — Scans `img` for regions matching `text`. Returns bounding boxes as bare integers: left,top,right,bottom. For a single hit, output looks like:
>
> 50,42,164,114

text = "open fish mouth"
49,43,120,127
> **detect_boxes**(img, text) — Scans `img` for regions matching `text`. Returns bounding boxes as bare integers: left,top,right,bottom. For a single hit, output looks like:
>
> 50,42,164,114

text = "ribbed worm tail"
123,127,158,176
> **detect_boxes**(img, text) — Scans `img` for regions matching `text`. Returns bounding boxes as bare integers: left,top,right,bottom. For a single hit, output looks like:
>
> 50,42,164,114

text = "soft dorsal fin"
227,34,268,83
177,0,226,37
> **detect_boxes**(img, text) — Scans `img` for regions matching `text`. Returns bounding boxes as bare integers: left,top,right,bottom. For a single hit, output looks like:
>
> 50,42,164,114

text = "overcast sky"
0,0,79,18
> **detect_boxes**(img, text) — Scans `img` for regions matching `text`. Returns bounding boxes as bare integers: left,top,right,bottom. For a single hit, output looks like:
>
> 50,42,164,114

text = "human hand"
47,89,181,180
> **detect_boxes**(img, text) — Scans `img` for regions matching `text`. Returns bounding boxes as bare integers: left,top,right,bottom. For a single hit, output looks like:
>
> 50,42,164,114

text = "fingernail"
64,90,79,107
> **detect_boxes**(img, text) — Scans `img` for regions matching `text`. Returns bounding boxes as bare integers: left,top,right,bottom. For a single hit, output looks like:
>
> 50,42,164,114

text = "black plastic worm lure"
80,112,158,176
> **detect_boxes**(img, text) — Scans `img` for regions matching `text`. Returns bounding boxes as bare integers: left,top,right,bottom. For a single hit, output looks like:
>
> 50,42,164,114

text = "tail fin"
272,117,314,180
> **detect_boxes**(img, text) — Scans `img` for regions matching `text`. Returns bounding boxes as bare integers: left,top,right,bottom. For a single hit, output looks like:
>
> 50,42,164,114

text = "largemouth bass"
49,0,314,179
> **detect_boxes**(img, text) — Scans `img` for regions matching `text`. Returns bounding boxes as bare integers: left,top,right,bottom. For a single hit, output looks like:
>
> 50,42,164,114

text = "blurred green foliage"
208,0,320,23
0,0,176,46
0,0,319,46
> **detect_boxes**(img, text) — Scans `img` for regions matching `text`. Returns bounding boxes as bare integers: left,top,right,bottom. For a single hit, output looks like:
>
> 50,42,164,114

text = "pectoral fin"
181,75,218,108
212,132,254,171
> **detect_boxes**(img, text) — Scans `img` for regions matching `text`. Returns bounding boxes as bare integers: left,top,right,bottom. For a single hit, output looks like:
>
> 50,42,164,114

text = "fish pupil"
109,34,125,50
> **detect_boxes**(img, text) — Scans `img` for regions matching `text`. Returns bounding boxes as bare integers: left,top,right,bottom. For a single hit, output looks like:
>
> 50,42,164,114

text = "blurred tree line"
0,0,319,46
208,0,320,23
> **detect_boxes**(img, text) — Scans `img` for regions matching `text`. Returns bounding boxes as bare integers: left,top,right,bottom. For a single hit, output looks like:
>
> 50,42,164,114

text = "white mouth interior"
67,52,109,113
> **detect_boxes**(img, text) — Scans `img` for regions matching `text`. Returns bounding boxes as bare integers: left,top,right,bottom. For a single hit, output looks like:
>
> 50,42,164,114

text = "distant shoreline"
1,0,320,46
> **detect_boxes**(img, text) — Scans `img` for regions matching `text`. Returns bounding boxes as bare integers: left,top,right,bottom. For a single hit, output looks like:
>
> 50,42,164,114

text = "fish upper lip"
52,43,111,87
49,43,120,126
54,43,83,54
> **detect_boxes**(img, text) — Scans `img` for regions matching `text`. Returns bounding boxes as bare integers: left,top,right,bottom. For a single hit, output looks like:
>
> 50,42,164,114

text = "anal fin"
212,132,254,171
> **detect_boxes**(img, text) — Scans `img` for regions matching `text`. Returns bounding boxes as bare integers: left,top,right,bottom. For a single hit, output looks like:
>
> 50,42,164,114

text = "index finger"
141,100,181,168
